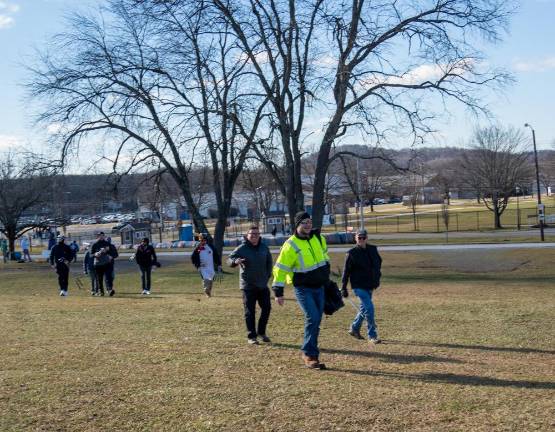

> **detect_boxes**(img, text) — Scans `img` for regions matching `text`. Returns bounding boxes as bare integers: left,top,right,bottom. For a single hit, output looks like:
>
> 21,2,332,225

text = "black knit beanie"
294,211,311,228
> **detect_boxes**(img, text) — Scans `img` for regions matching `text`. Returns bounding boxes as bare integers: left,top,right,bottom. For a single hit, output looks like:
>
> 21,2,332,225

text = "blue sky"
1,0,554,161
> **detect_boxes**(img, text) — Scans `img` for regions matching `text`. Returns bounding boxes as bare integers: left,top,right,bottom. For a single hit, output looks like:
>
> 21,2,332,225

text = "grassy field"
1,249,554,431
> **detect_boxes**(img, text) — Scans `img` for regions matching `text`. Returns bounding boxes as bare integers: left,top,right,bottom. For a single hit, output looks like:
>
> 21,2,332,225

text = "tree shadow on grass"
332,368,555,390
115,291,244,299
388,340,555,355
272,343,463,364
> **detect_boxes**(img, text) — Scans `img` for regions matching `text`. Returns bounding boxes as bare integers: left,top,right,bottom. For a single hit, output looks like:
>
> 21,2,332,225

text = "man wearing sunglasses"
341,229,383,344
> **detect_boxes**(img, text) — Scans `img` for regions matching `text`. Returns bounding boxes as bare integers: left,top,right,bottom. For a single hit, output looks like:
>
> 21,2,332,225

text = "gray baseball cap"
356,229,367,237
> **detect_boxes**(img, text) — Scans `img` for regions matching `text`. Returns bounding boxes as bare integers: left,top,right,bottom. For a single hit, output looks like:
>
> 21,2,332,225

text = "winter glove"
341,286,349,298
155,261,161,268
272,285,284,298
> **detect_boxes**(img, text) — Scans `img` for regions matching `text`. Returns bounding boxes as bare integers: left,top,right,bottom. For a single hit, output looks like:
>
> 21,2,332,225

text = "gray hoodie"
228,239,273,290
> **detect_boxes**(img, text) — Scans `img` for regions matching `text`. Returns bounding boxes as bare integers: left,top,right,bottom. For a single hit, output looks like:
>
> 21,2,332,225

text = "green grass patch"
1,249,554,431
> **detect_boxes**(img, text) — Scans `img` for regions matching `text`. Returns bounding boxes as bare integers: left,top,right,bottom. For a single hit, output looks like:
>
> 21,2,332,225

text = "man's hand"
341,287,349,298
275,296,285,306
235,258,246,266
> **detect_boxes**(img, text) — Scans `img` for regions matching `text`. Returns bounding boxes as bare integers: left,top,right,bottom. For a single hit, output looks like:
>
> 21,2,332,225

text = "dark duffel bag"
323,279,344,315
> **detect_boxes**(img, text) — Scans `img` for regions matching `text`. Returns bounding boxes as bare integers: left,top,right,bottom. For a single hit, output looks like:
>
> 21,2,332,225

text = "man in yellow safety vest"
272,211,330,369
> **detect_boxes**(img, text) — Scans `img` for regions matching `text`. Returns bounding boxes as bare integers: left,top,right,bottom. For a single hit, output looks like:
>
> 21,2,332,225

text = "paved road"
361,228,555,240
30,241,555,260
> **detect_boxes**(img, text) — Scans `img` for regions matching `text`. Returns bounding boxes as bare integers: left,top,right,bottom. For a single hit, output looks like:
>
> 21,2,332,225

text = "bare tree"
241,165,282,217
212,0,515,226
28,0,266,254
459,126,532,229
0,152,51,258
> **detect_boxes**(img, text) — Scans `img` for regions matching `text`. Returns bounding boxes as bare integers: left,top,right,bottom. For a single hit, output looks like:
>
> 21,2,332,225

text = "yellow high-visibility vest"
272,233,330,287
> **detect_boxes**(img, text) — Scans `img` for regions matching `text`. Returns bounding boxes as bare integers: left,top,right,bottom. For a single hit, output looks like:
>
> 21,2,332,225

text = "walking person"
69,240,79,263
49,235,73,296
83,245,97,295
272,211,331,369
228,226,273,345
20,235,32,262
191,233,221,297
134,237,159,295
341,229,383,344
91,232,118,296
105,237,119,294
1,238,8,263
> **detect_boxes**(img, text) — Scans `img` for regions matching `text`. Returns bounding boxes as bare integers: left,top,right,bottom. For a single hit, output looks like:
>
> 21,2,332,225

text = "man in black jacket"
341,229,383,344
228,226,273,345
83,245,97,295
134,237,159,295
91,232,118,297
49,235,74,296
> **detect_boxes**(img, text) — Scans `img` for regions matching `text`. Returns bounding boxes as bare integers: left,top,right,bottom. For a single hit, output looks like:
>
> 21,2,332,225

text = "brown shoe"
302,353,324,369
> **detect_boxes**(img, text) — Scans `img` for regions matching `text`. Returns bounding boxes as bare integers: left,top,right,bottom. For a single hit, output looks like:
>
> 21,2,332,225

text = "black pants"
106,262,115,289
95,264,112,294
242,287,272,339
56,262,69,291
139,265,152,291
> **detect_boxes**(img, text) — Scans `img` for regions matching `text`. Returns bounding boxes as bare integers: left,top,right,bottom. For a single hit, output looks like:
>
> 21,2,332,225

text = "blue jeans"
351,288,378,339
294,286,325,358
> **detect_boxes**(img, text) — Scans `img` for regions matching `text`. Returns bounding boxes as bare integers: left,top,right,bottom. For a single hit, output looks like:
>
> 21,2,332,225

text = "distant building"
119,222,152,245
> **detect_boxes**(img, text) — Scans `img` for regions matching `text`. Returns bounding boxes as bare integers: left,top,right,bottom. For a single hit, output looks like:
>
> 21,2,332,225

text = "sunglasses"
357,236,367,240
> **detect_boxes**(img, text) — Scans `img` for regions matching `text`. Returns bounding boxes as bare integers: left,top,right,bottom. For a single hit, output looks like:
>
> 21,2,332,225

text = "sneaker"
59,290,67,296
369,338,382,345
141,290,146,295
91,291,96,296
204,289,212,298
247,338,259,345
144,290,150,295
259,335,271,343
348,329,364,340
109,289,115,297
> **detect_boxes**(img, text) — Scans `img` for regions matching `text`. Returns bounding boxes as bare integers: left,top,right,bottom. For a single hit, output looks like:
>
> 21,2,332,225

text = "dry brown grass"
1,249,554,431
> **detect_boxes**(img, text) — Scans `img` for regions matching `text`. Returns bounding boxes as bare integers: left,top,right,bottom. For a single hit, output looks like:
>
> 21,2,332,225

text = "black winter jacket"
49,243,73,265
341,244,382,290
91,239,118,267
228,239,273,290
135,244,158,267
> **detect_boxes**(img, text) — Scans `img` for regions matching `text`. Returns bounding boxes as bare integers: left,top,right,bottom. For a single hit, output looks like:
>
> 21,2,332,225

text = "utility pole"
524,123,545,241
356,158,364,230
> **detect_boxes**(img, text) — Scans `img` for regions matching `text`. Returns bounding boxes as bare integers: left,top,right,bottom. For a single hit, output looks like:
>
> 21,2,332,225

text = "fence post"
476,211,480,231
456,213,459,231
436,212,440,232
397,216,400,233
375,216,378,233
